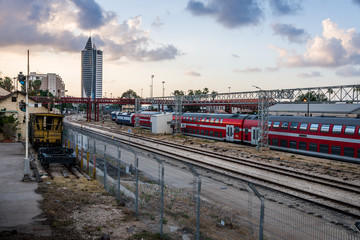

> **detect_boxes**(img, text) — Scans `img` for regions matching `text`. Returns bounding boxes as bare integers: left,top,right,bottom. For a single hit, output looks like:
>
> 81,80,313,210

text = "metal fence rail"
63,123,360,240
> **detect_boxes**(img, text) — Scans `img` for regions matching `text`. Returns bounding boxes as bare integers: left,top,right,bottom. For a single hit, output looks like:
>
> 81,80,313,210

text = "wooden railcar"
29,113,64,149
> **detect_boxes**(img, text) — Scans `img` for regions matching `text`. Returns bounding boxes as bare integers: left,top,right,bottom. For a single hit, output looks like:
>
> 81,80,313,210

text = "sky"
0,0,360,98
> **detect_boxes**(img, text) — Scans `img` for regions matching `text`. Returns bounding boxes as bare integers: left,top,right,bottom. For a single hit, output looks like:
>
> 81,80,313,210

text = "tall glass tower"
81,37,103,98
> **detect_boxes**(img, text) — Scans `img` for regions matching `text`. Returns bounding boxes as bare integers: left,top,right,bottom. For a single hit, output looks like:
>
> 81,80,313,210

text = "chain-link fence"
63,123,360,240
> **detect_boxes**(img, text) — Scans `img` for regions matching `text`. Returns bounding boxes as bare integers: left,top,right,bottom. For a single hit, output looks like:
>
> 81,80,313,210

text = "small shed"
151,113,173,134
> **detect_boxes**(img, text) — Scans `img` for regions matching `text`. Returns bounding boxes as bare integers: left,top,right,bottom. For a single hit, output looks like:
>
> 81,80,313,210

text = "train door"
251,127,258,145
226,125,234,141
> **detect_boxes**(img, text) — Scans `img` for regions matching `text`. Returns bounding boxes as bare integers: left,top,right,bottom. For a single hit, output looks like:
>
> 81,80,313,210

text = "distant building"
81,37,103,98
29,72,66,97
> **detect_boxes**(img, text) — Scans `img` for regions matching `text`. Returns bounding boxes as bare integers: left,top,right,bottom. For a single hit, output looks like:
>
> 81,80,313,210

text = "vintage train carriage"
266,116,360,162
29,113,64,148
181,113,248,142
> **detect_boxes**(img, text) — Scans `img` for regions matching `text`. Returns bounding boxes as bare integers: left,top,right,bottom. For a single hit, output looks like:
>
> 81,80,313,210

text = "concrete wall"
151,113,173,134
0,92,48,141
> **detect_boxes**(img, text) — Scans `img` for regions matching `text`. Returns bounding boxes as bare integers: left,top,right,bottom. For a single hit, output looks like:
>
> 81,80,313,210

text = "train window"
310,124,319,132
289,141,297,149
273,122,280,128
245,128,249,134
299,123,308,131
309,143,317,152
220,119,224,124
344,147,354,157
319,144,329,153
219,132,222,138
280,139,288,147
320,125,330,133
210,118,215,123
205,130,209,135
201,130,204,135
271,138,279,146
358,149,360,158
197,118,201,123
268,121,272,127
206,118,210,123
290,122,298,130
331,146,341,155
197,129,200,134
281,122,289,129
332,125,343,134
210,131,214,136
345,126,356,135
299,142,307,150
235,127,240,133
215,119,219,124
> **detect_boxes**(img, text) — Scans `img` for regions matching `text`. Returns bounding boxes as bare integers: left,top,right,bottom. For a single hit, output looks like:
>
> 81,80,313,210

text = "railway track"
66,119,360,219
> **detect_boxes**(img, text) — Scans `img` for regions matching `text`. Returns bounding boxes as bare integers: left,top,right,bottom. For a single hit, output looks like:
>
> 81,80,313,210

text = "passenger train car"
180,113,360,163
29,113,64,149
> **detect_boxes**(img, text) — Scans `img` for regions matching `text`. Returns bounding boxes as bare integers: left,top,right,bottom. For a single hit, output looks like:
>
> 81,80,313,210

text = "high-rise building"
81,37,103,98
29,72,66,97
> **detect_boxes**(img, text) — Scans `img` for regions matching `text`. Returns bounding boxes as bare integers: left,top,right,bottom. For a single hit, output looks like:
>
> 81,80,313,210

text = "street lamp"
252,85,262,91
228,87,231,93
150,75,154,98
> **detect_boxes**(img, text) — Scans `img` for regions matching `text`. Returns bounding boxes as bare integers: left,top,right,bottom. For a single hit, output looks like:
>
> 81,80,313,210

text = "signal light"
19,100,26,112
17,72,26,85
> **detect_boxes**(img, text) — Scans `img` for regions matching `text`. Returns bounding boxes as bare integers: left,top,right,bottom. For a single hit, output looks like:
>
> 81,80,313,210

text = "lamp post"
228,87,231,93
150,75,154,98
162,81,165,112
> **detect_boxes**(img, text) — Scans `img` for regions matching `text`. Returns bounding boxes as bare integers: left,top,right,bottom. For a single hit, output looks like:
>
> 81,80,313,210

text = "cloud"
152,16,164,28
0,0,180,62
269,0,302,16
186,0,263,29
297,71,322,78
186,71,202,77
271,23,308,43
70,0,115,29
234,67,262,73
272,18,360,68
352,0,360,7
335,66,360,77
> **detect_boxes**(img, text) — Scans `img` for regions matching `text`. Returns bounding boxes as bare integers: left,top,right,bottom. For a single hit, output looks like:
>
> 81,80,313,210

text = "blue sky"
0,0,360,97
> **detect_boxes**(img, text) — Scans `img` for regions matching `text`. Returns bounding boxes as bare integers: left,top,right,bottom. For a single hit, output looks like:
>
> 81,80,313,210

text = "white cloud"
185,71,202,77
272,18,360,68
335,66,360,77
297,71,322,78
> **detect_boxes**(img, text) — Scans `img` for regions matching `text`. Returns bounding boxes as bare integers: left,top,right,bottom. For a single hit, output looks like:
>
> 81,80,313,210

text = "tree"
0,76,14,91
120,89,139,99
295,91,328,102
172,90,185,96
0,109,20,141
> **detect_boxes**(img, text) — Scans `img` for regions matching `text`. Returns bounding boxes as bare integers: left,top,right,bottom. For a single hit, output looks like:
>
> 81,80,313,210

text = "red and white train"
112,111,360,163
181,113,360,163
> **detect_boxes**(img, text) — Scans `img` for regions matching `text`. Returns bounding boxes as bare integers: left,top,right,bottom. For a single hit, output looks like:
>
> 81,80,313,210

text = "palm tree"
0,77,14,91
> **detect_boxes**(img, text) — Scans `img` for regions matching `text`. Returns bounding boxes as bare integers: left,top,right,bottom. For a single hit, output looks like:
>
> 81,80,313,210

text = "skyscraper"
81,37,103,98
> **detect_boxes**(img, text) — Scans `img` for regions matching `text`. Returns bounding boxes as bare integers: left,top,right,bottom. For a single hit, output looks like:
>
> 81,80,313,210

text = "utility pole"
23,50,30,181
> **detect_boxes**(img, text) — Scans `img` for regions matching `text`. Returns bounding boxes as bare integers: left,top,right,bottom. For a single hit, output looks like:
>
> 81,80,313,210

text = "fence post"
249,183,264,240
135,155,139,216
93,140,96,178
87,137,90,172
103,142,108,191
117,146,121,201
153,155,165,237
189,165,201,240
